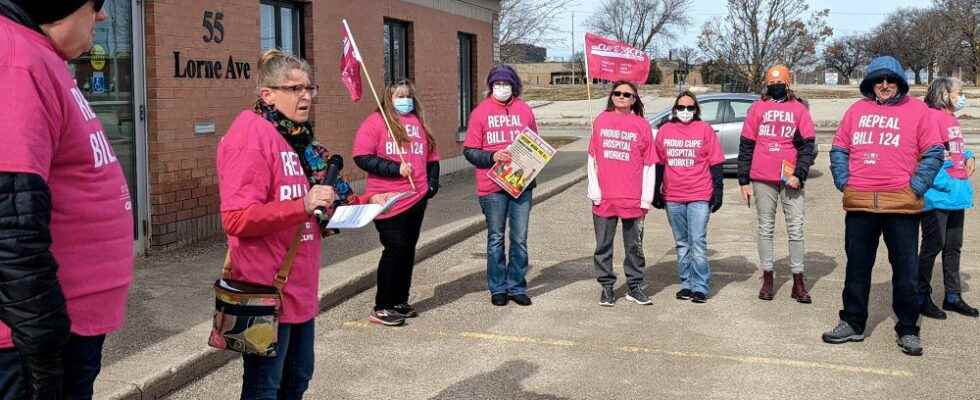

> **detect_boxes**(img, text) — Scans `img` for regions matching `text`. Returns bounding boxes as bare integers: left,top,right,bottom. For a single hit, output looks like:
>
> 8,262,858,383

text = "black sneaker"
691,292,707,303
368,309,405,326
943,298,979,318
599,287,615,307
920,298,947,320
491,293,508,306
509,293,532,306
626,288,653,305
896,335,923,356
675,289,692,300
392,303,419,318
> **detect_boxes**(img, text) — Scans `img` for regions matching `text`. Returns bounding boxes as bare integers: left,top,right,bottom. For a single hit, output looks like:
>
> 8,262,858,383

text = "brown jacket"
842,186,924,214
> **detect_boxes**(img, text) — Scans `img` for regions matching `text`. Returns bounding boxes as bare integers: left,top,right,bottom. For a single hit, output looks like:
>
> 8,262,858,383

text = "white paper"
326,192,410,229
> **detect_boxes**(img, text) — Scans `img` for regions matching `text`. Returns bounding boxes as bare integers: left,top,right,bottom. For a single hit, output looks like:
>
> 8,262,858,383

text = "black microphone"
313,155,343,219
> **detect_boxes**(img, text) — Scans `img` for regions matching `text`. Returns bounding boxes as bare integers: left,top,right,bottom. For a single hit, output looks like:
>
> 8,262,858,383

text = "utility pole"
571,12,575,86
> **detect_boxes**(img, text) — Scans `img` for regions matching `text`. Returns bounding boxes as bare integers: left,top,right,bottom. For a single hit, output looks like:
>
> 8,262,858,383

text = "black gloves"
709,164,724,213
652,164,666,209
425,161,440,199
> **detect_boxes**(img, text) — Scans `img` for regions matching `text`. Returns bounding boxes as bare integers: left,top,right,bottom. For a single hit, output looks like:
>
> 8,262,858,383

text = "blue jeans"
478,189,533,295
665,201,711,294
241,319,315,400
0,334,106,400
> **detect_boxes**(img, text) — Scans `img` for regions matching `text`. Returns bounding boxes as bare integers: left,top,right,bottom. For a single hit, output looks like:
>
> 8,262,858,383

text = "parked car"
648,93,760,173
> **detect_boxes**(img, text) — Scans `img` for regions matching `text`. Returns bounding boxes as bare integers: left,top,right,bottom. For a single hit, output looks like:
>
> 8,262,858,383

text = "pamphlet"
781,160,796,184
326,192,410,229
487,128,558,198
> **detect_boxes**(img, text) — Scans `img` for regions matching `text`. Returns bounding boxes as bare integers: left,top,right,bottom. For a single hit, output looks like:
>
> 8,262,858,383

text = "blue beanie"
860,56,909,99
487,65,522,98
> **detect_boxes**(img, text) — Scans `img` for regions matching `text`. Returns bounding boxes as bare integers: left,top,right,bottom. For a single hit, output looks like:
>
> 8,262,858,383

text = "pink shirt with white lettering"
655,120,725,203
933,109,969,179
353,112,439,219
741,99,815,183
832,97,944,191
589,111,657,218
464,97,538,196
0,16,134,348
218,111,322,324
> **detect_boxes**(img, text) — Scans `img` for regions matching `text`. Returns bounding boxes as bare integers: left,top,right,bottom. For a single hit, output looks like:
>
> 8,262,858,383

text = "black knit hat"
11,0,98,25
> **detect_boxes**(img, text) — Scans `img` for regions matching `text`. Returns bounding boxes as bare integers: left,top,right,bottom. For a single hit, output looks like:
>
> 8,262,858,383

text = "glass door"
67,0,148,253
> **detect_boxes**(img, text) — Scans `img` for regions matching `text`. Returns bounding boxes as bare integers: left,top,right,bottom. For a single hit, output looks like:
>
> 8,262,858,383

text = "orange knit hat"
765,65,791,85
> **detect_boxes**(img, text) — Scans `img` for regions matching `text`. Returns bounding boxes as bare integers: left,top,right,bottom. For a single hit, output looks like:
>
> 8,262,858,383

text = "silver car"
648,93,760,173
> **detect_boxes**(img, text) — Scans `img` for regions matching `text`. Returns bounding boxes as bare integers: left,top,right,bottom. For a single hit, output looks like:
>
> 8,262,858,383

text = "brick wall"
144,0,495,252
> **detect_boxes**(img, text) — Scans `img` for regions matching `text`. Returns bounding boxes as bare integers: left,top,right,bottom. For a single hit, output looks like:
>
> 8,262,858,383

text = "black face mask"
766,84,788,100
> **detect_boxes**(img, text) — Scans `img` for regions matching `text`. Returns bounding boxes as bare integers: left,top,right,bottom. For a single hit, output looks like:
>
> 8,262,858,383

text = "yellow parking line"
340,321,913,378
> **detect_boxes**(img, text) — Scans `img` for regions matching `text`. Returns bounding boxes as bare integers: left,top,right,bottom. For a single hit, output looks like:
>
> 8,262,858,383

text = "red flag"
584,33,650,84
340,20,363,102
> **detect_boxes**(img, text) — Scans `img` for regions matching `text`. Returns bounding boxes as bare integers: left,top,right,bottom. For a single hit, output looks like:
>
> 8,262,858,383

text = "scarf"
253,100,352,204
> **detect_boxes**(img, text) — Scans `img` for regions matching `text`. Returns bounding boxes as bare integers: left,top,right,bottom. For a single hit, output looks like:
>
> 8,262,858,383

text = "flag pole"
343,19,416,190
583,35,594,133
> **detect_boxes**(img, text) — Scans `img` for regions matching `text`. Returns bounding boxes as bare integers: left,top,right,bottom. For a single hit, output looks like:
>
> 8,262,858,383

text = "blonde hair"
377,79,437,153
257,49,312,91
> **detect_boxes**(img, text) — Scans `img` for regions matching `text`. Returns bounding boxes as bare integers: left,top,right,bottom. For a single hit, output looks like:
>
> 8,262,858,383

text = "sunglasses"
674,105,697,111
93,0,106,12
873,76,897,85
611,91,634,99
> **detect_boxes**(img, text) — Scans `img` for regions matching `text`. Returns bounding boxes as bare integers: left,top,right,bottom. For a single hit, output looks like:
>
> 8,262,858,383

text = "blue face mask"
955,95,967,112
393,98,414,115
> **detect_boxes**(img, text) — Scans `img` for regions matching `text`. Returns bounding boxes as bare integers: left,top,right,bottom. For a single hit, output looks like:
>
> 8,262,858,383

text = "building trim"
400,0,499,23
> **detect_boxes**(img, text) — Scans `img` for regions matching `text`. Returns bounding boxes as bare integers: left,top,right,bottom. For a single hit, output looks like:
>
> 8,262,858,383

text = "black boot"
920,297,947,320
943,297,979,318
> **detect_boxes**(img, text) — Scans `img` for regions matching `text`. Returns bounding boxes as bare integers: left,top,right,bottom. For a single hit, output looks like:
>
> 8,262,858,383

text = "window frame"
260,0,305,58
457,32,477,136
383,18,413,85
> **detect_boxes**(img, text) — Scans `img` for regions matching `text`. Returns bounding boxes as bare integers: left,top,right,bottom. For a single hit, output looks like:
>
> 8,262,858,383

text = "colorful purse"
208,226,303,357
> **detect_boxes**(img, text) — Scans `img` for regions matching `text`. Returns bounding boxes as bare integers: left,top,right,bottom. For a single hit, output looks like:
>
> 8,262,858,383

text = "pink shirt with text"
589,111,657,218
464,97,538,196
655,120,725,203
0,17,134,348
933,109,969,179
218,111,322,324
741,100,815,183
353,112,439,219
832,97,943,191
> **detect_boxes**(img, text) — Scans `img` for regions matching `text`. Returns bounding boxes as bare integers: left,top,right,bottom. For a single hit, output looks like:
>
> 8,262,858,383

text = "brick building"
75,0,500,253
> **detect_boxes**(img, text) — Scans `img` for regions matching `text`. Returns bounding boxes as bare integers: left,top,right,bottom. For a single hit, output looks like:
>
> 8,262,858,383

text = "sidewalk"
93,134,589,399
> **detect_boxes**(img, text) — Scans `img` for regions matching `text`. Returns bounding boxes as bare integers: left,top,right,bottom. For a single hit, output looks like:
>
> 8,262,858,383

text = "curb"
97,166,587,400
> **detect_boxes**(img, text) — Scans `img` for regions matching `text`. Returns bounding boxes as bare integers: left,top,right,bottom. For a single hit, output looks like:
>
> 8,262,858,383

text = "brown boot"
758,270,774,301
791,273,812,303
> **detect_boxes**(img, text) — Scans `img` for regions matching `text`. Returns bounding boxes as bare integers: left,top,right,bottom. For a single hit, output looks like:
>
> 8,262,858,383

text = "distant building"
501,44,547,63
512,62,586,85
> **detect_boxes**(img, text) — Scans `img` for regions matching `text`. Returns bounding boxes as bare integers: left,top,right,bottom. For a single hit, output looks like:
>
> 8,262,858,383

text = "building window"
384,19,412,84
260,1,303,56
458,33,476,135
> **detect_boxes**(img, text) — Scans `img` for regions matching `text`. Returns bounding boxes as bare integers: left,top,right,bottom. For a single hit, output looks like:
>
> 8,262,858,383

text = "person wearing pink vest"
0,2,131,399
587,81,657,307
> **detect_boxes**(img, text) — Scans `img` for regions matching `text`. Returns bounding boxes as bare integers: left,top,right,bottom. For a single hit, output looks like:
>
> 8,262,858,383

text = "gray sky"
545,0,934,60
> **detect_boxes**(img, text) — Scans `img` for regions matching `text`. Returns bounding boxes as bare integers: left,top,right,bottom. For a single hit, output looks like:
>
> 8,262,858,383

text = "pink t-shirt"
655,120,725,203
464,97,538,196
0,16,134,348
352,112,439,219
217,111,322,324
741,100,816,183
933,110,969,179
589,111,657,218
832,97,944,191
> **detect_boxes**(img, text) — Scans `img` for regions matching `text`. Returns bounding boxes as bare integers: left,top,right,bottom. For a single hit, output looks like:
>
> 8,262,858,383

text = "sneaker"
599,287,616,307
626,288,653,305
392,303,419,318
491,293,508,306
675,289,692,300
920,298,948,320
821,320,864,344
896,335,923,356
368,309,405,326
942,298,979,318
509,293,533,306
691,292,707,303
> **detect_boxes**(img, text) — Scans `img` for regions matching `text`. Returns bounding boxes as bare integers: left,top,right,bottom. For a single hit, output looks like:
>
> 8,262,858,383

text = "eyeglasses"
674,105,697,111
611,91,634,99
92,0,105,12
268,84,319,97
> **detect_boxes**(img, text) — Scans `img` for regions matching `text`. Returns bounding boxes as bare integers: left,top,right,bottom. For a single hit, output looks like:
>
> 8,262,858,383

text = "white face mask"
493,84,513,102
676,110,694,123
955,95,967,112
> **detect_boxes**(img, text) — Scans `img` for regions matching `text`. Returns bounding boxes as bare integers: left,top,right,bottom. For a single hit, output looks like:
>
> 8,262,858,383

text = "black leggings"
373,199,428,310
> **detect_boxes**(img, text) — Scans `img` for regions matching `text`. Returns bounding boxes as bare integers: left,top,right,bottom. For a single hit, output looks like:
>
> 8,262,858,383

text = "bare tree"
934,0,980,84
586,0,693,53
824,35,869,84
864,8,940,84
698,0,833,92
497,0,577,63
